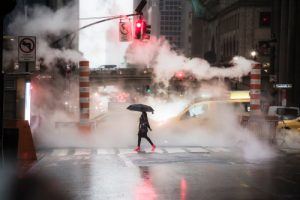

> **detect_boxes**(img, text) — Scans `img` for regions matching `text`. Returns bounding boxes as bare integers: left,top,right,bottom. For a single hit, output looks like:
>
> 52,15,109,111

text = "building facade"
3,0,79,120
134,0,193,56
272,0,300,108
191,0,274,110
192,0,271,65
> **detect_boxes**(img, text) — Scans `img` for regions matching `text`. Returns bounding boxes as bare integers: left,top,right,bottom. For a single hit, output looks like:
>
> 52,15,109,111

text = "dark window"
259,12,271,27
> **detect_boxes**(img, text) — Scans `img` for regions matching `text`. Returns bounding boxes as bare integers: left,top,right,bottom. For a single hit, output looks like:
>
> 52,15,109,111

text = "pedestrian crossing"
42,147,233,157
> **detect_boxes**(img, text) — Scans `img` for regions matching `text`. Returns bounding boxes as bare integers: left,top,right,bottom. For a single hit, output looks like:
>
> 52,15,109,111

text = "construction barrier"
4,120,37,161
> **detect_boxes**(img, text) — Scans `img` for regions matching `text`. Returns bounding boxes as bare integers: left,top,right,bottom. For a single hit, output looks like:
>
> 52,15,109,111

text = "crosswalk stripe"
208,147,231,153
47,147,234,156
51,149,69,156
164,148,186,153
97,148,115,155
119,148,138,154
144,148,164,153
186,147,209,153
74,149,92,156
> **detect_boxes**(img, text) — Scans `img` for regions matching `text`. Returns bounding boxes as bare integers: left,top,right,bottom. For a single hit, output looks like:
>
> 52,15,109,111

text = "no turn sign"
119,20,132,42
18,36,36,62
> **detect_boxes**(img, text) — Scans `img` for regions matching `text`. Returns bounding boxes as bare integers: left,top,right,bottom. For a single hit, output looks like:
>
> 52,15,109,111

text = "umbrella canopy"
127,104,154,113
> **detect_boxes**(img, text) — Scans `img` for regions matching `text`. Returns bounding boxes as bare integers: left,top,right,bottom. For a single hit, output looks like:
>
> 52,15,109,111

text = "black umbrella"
127,104,154,113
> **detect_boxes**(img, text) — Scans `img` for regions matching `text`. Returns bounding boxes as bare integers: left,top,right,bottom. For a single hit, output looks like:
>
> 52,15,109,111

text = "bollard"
250,63,261,114
79,61,91,133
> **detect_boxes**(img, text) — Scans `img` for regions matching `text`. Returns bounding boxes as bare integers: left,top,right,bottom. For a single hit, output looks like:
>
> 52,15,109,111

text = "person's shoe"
134,146,140,152
152,144,156,151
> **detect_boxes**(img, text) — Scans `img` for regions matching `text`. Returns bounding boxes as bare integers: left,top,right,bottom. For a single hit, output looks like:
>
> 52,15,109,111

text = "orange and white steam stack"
79,60,90,132
250,63,261,113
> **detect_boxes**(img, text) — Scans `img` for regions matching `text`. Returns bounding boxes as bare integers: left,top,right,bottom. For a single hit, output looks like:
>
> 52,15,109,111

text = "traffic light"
143,21,151,40
135,20,143,39
134,19,151,40
175,71,185,80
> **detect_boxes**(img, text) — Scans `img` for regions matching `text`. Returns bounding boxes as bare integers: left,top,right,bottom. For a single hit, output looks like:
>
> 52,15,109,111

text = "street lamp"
250,50,257,60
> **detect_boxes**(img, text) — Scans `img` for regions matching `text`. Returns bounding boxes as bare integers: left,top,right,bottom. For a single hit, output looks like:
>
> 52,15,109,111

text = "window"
188,104,208,118
259,12,271,27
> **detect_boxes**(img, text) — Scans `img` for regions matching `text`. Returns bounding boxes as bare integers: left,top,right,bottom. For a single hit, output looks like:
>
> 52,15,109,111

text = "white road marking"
119,148,138,154
74,149,91,156
118,154,134,167
186,147,210,153
51,149,69,156
144,148,164,153
208,147,231,153
164,148,186,153
97,148,115,155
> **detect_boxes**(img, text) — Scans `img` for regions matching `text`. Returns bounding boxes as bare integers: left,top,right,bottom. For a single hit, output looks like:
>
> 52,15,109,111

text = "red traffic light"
135,20,143,39
136,22,142,28
175,71,184,79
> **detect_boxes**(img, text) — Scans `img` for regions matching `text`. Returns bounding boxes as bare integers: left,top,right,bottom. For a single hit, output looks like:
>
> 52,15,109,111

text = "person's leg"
134,135,141,151
144,136,154,145
138,135,142,146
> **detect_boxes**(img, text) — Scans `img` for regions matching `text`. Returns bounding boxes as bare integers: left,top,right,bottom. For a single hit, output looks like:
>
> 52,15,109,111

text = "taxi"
277,117,300,133
152,90,250,129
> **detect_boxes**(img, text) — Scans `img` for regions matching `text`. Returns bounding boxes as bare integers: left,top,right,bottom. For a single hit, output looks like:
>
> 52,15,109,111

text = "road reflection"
135,166,188,200
135,166,158,200
181,178,187,200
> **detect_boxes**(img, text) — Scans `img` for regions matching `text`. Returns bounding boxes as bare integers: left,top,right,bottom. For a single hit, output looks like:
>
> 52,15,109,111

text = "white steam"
7,3,83,66
126,38,254,84
5,2,278,162
79,0,133,67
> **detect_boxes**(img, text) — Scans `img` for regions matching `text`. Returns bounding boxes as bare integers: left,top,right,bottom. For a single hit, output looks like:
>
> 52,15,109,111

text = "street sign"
119,20,132,42
273,84,292,89
18,36,36,62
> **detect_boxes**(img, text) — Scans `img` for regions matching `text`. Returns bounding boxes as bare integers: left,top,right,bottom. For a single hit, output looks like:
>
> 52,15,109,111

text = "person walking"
134,111,156,152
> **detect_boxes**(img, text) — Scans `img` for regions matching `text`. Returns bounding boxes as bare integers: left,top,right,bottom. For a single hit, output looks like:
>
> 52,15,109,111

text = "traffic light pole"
52,13,141,47
52,0,148,46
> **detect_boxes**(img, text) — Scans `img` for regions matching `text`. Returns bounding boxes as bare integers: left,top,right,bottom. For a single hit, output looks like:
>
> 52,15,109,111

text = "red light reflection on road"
135,167,157,200
181,178,187,200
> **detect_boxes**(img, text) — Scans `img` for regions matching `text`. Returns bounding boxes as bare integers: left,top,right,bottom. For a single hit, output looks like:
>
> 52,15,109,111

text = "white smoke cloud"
125,38,254,84
6,2,83,66
79,0,133,68
5,1,279,162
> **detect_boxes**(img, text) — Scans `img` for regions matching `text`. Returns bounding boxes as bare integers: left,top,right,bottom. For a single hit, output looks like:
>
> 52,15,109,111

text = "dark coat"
138,112,151,137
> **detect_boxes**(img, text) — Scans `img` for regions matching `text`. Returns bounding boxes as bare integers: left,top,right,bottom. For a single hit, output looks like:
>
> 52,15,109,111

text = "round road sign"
19,38,35,53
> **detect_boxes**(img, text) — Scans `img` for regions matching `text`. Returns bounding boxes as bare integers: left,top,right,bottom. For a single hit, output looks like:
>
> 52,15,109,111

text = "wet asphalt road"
23,147,300,200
